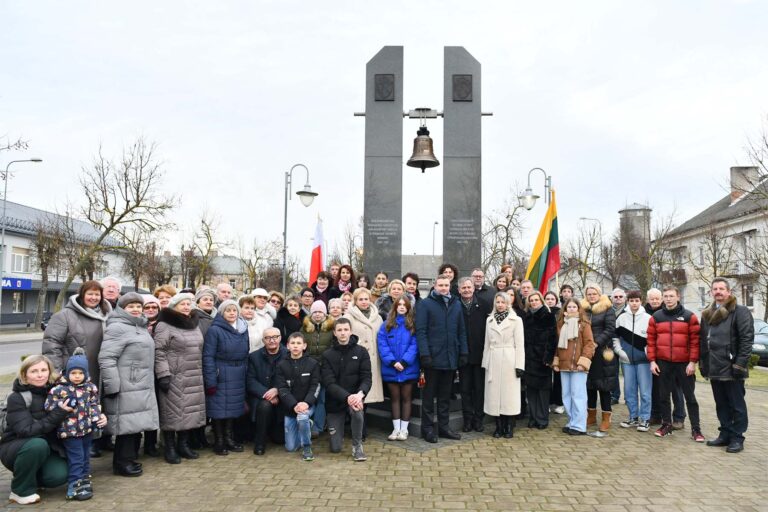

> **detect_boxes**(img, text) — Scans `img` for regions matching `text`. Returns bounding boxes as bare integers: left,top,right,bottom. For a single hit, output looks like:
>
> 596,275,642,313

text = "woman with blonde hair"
522,291,557,429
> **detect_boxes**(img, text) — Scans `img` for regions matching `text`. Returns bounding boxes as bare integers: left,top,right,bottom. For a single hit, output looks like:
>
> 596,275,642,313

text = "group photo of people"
0,264,754,505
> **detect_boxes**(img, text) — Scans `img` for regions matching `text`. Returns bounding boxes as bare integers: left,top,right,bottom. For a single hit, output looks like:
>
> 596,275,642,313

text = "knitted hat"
168,292,195,310
195,287,216,304
218,299,241,316
141,294,160,307
118,292,144,309
65,347,89,380
310,300,327,314
251,288,269,298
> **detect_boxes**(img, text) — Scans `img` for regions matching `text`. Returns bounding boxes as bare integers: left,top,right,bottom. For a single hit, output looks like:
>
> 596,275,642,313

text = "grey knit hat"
218,299,241,316
168,292,195,310
195,287,216,304
117,292,144,309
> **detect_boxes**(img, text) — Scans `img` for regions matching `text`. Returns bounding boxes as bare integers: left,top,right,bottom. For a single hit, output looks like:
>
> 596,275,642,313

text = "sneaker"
620,418,639,428
387,429,399,441
301,446,314,462
692,428,705,443
654,423,673,437
636,420,650,432
553,405,565,415
671,420,685,431
8,492,41,505
396,429,409,441
352,445,367,462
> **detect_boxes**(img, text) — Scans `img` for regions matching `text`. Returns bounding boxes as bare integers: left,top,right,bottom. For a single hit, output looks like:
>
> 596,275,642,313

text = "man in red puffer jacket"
646,286,704,442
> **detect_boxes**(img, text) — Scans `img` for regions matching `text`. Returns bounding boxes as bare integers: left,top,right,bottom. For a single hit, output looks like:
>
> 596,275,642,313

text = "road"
0,339,43,376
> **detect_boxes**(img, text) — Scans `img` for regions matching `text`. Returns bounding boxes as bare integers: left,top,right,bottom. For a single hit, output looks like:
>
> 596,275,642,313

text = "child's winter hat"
65,347,89,380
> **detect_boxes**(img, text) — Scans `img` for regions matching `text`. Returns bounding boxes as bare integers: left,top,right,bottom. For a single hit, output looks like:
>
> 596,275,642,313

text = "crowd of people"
0,265,754,504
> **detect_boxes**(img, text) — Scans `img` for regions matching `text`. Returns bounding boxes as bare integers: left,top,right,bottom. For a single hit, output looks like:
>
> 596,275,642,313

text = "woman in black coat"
273,295,306,343
522,292,558,429
544,291,564,413
0,355,79,505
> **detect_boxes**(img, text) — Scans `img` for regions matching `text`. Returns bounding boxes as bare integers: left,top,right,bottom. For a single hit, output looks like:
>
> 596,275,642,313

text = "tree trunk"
34,263,49,329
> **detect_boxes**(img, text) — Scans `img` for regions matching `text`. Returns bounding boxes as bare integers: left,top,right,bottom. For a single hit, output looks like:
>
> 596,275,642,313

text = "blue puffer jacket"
415,291,468,370
377,315,420,382
203,314,250,419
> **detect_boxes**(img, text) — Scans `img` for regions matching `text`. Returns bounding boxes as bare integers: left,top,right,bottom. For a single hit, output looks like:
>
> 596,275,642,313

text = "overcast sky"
2,1,767,274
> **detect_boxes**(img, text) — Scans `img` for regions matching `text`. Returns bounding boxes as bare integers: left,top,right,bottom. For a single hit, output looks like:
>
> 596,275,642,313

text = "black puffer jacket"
246,345,288,421
320,335,372,414
699,296,754,380
273,307,306,343
523,306,558,389
275,355,320,416
462,295,492,365
0,379,68,470
581,296,618,392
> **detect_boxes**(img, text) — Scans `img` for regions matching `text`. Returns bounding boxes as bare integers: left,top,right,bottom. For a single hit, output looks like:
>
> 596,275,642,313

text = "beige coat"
481,312,525,416
344,305,384,403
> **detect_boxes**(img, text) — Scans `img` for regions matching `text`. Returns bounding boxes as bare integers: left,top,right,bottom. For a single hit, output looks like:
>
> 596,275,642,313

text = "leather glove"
157,376,171,392
420,356,433,369
458,355,469,367
732,364,748,379
515,369,525,379
205,387,218,396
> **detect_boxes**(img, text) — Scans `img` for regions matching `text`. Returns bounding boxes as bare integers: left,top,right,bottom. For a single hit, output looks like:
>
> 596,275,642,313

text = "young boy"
275,332,320,461
321,318,372,461
45,348,107,501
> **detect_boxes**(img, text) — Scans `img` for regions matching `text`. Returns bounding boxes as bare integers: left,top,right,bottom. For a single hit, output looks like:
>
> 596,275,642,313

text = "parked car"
753,319,768,367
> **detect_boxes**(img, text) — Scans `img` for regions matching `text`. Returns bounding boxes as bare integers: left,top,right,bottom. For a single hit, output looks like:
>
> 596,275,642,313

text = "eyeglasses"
269,298,282,304
263,335,281,341
144,305,159,310
613,296,625,299
302,294,314,298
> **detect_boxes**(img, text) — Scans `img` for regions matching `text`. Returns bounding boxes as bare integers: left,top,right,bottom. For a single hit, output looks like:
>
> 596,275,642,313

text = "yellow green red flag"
525,189,560,293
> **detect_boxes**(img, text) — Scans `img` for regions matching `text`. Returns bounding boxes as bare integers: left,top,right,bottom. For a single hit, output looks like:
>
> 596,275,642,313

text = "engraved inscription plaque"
452,74,473,102
375,74,395,101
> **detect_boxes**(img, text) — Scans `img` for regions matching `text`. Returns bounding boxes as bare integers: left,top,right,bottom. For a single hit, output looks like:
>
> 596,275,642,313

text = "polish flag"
309,217,324,284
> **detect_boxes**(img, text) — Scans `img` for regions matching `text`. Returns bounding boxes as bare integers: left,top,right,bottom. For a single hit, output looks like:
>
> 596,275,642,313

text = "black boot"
493,417,502,438
163,431,181,464
176,430,200,459
197,425,211,448
213,420,228,456
503,416,514,439
143,430,159,457
224,419,244,452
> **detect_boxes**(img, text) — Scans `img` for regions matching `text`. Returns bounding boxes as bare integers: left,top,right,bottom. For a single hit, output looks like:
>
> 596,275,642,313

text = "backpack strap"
19,391,33,409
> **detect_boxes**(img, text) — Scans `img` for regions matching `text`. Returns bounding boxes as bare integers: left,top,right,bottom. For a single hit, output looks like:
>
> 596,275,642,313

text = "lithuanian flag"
525,189,560,293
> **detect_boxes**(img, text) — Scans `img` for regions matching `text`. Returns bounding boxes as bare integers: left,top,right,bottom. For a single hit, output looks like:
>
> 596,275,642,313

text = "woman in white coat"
482,292,525,439
343,288,384,405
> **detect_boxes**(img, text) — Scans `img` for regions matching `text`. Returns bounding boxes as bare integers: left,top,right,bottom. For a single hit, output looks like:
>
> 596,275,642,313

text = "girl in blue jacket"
377,298,420,441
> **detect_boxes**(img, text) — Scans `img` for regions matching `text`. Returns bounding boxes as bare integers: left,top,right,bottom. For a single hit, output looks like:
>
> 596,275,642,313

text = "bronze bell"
406,126,440,172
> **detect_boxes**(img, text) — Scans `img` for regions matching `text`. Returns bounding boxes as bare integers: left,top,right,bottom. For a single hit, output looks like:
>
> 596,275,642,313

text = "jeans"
312,387,326,434
657,360,700,428
711,379,748,442
561,371,588,432
622,362,652,421
11,438,68,496
326,406,364,453
62,434,93,485
284,406,314,452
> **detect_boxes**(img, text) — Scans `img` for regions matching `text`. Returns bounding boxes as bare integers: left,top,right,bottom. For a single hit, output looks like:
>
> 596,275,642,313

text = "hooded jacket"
616,307,651,364
98,307,159,435
301,315,335,361
247,304,276,353
699,295,753,380
203,314,250,419
273,307,306,343
553,315,596,372
44,375,101,439
320,335,373,413
581,295,618,391
647,303,700,364
377,315,420,382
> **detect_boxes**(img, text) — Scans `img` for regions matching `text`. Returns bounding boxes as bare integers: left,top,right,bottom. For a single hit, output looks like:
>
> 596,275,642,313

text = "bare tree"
599,231,626,290
31,215,63,328
239,237,282,291
561,221,602,294
0,136,29,153
481,188,527,278
54,138,176,310
189,213,224,288
687,226,736,286
329,220,364,274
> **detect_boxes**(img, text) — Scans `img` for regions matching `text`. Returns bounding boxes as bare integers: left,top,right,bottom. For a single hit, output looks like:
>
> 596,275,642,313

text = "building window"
12,252,31,273
12,292,24,314
698,247,705,266
698,287,707,308
742,284,754,308
229,279,236,289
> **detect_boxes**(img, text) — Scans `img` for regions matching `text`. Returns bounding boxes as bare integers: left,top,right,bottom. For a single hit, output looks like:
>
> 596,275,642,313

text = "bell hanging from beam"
406,125,440,172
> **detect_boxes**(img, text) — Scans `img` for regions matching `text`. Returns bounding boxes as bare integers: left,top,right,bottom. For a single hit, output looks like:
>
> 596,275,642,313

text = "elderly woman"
154,293,206,464
98,293,159,476
247,288,276,353
0,355,73,504
194,287,217,338
153,284,178,310
203,300,250,455
328,298,344,321
375,279,414,321
142,294,161,335
344,288,384,407
268,291,284,311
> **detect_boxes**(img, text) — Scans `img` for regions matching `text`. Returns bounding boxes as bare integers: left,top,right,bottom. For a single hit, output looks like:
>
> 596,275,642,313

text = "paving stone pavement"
1,382,766,511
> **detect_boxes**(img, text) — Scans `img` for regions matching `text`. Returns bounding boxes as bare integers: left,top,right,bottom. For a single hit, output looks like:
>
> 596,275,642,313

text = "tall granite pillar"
363,46,404,278
443,47,482,276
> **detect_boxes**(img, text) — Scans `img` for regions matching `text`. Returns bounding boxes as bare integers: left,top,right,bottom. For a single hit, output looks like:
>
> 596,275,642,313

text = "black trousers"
657,360,699,427
550,372,563,406
587,388,612,411
459,364,485,423
711,379,748,442
253,399,285,447
113,433,141,467
651,374,686,421
526,387,550,426
421,368,455,433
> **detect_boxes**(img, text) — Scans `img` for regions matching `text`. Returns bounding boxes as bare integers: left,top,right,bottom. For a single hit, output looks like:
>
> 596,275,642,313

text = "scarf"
371,285,387,297
461,297,473,313
558,316,580,349
337,280,352,292
494,310,508,324
360,307,371,319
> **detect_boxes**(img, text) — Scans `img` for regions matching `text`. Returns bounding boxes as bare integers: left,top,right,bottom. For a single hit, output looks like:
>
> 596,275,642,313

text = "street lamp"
282,164,318,295
518,167,552,210
432,221,439,260
1,158,43,326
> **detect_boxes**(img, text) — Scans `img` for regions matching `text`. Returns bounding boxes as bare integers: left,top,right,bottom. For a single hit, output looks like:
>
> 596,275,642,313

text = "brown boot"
587,408,597,427
599,412,612,432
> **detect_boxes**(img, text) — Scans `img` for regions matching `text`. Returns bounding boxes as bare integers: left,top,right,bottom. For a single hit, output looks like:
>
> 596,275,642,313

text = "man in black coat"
320,318,371,462
415,274,468,443
699,278,754,453
246,327,288,455
471,268,496,307
458,277,492,433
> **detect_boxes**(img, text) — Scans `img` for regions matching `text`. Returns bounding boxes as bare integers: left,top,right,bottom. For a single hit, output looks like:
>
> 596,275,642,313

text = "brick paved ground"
1,382,766,511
